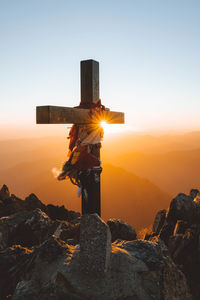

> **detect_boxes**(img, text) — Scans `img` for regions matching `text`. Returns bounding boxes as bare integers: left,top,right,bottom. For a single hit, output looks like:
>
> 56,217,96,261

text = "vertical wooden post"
80,168,101,216
81,60,99,105
80,59,101,216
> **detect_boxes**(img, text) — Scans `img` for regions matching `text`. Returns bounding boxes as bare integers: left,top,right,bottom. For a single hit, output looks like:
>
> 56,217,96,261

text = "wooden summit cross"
36,59,124,217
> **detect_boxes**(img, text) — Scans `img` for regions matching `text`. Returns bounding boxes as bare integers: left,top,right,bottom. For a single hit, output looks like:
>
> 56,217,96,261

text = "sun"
100,120,110,132
100,120,126,134
100,120,107,127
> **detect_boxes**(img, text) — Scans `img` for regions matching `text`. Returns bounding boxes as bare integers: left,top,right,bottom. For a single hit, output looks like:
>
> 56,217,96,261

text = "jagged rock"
173,220,189,235
0,185,197,299
0,211,32,250
25,208,51,230
115,239,161,270
0,194,25,218
46,204,80,222
0,207,79,251
0,209,54,249
107,218,137,242
144,210,166,241
0,185,80,224
0,184,10,201
10,236,192,300
12,280,39,300
159,222,176,245
152,209,166,234
80,213,111,276
53,220,80,243
36,235,70,262
167,193,200,224
159,193,200,245
20,208,53,246
190,188,199,199
167,224,200,300
10,237,76,300
12,274,85,300
157,189,200,299
0,245,33,299
24,193,46,211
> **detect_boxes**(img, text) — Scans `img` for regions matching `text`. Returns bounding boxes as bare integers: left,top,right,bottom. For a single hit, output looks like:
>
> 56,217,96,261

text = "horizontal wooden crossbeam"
36,105,124,124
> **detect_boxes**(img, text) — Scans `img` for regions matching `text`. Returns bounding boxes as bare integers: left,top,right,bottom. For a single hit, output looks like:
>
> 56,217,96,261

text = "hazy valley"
1,131,200,229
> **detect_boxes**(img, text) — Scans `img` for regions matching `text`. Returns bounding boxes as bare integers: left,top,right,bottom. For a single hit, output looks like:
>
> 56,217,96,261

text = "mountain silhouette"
0,158,170,229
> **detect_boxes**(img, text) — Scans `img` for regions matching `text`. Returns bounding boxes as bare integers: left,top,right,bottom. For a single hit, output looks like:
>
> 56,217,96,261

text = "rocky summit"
0,185,199,299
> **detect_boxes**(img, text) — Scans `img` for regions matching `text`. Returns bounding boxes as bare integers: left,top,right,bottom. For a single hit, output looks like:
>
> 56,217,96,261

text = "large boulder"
107,218,137,242
152,209,167,234
9,236,192,300
154,189,200,299
167,193,200,224
159,193,200,245
0,206,79,251
167,224,200,300
79,213,111,276
0,209,54,249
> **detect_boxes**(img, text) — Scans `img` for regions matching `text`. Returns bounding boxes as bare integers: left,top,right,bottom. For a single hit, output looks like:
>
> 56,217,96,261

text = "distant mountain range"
1,131,200,228
110,148,200,195
0,156,170,230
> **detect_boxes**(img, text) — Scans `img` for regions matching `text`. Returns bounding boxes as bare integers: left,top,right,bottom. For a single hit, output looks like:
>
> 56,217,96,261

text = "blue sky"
1,0,200,137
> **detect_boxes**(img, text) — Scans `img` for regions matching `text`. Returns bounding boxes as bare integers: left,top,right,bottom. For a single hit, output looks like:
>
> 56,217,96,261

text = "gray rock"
167,224,200,300
79,213,111,276
0,209,54,250
107,218,137,242
46,204,80,222
152,209,166,234
0,211,31,250
159,222,176,245
0,184,10,201
2,232,192,300
24,193,46,211
160,192,200,245
0,244,34,299
167,193,199,223
0,193,25,217
12,280,38,300
0,186,196,300
53,220,79,242
173,220,188,235
190,189,199,199
115,239,161,270
157,189,200,299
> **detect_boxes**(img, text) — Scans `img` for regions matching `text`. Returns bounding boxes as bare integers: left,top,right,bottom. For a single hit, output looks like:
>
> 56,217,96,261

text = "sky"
1,0,200,139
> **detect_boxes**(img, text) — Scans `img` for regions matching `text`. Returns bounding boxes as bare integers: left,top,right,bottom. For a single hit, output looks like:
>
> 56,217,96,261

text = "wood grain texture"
81,60,99,105
36,106,124,124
